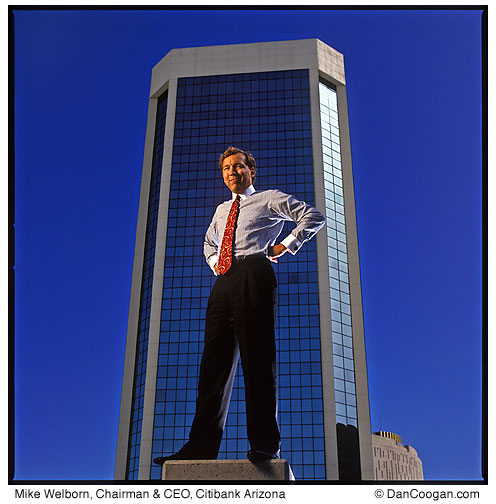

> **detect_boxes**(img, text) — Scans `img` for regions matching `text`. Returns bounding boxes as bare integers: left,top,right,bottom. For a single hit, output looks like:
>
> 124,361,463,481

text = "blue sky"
13,8,484,481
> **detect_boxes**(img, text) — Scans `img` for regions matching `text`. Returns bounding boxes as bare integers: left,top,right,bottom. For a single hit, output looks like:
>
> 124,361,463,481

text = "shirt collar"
232,185,255,201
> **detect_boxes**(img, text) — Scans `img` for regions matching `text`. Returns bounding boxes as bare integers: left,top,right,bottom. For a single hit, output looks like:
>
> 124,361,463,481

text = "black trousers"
186,256,280,457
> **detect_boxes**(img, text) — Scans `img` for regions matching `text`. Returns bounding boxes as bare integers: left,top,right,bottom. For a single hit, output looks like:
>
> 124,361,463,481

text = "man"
154,146,325,465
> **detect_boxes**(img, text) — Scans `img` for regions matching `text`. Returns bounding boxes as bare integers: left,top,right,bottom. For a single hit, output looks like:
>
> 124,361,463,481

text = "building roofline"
150,38,345,98
153,38,342,69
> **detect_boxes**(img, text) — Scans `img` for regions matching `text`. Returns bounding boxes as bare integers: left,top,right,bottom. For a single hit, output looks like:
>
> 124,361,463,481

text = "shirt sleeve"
280,233,302,255
204,208,220,274
270,190,325,254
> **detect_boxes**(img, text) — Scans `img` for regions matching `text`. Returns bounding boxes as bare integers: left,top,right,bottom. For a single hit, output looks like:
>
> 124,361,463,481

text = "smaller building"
372,431,423,481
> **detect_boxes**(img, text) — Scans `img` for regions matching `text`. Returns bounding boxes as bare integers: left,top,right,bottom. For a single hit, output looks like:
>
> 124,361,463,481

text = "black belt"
233,254,268,263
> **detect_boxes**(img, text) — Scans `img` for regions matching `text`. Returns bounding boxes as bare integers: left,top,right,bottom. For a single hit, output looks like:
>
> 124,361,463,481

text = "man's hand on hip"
267,243,288,263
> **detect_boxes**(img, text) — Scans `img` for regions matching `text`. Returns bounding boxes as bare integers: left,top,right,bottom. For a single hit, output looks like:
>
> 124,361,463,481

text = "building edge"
334,81,374,480
114,97,159,480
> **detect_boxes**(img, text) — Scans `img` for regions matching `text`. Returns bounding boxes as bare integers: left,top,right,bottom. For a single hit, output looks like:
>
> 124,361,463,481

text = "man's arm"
204,210,220,274
268,190,325,258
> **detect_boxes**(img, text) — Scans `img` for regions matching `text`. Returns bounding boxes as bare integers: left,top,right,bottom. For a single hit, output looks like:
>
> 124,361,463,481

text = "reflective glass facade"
147,70,326,480
319,81,361,479
126,95,168,480
318,82,358,427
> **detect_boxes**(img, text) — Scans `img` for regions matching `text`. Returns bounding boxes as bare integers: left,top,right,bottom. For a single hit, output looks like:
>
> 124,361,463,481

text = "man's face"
222,153,256,194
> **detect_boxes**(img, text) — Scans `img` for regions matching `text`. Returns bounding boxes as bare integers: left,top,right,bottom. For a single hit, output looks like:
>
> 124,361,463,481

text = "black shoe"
247,450,280,462
153,446,217,465
153,453,185,465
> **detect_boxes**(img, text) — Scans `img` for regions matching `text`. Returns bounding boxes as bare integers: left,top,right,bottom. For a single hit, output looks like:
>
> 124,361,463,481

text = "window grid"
126,94,168,480
150,70,325,480
318,82,358,427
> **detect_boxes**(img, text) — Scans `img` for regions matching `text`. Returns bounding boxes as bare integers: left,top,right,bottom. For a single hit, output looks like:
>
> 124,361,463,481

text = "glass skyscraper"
115,39,373,481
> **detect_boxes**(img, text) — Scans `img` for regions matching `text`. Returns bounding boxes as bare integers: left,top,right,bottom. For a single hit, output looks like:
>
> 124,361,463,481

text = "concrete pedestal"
161,459,295,481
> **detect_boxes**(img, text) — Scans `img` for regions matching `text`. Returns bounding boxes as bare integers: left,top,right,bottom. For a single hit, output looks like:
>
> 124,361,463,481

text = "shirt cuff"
281,234,302,255
208,254,219,275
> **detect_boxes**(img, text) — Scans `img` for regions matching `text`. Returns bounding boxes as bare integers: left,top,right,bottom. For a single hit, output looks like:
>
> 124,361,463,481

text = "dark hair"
218,146,257,180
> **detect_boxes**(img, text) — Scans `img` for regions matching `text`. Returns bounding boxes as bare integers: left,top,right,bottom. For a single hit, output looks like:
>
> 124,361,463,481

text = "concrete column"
138,78,179,479
114,97,158,480
336,83,374,481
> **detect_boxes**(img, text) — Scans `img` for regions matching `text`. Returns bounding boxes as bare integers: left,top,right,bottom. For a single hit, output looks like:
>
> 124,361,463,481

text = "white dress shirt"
204,185,325,275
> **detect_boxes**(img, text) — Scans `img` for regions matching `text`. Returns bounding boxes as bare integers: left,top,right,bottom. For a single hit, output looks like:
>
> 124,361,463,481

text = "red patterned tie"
217,195,240,275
